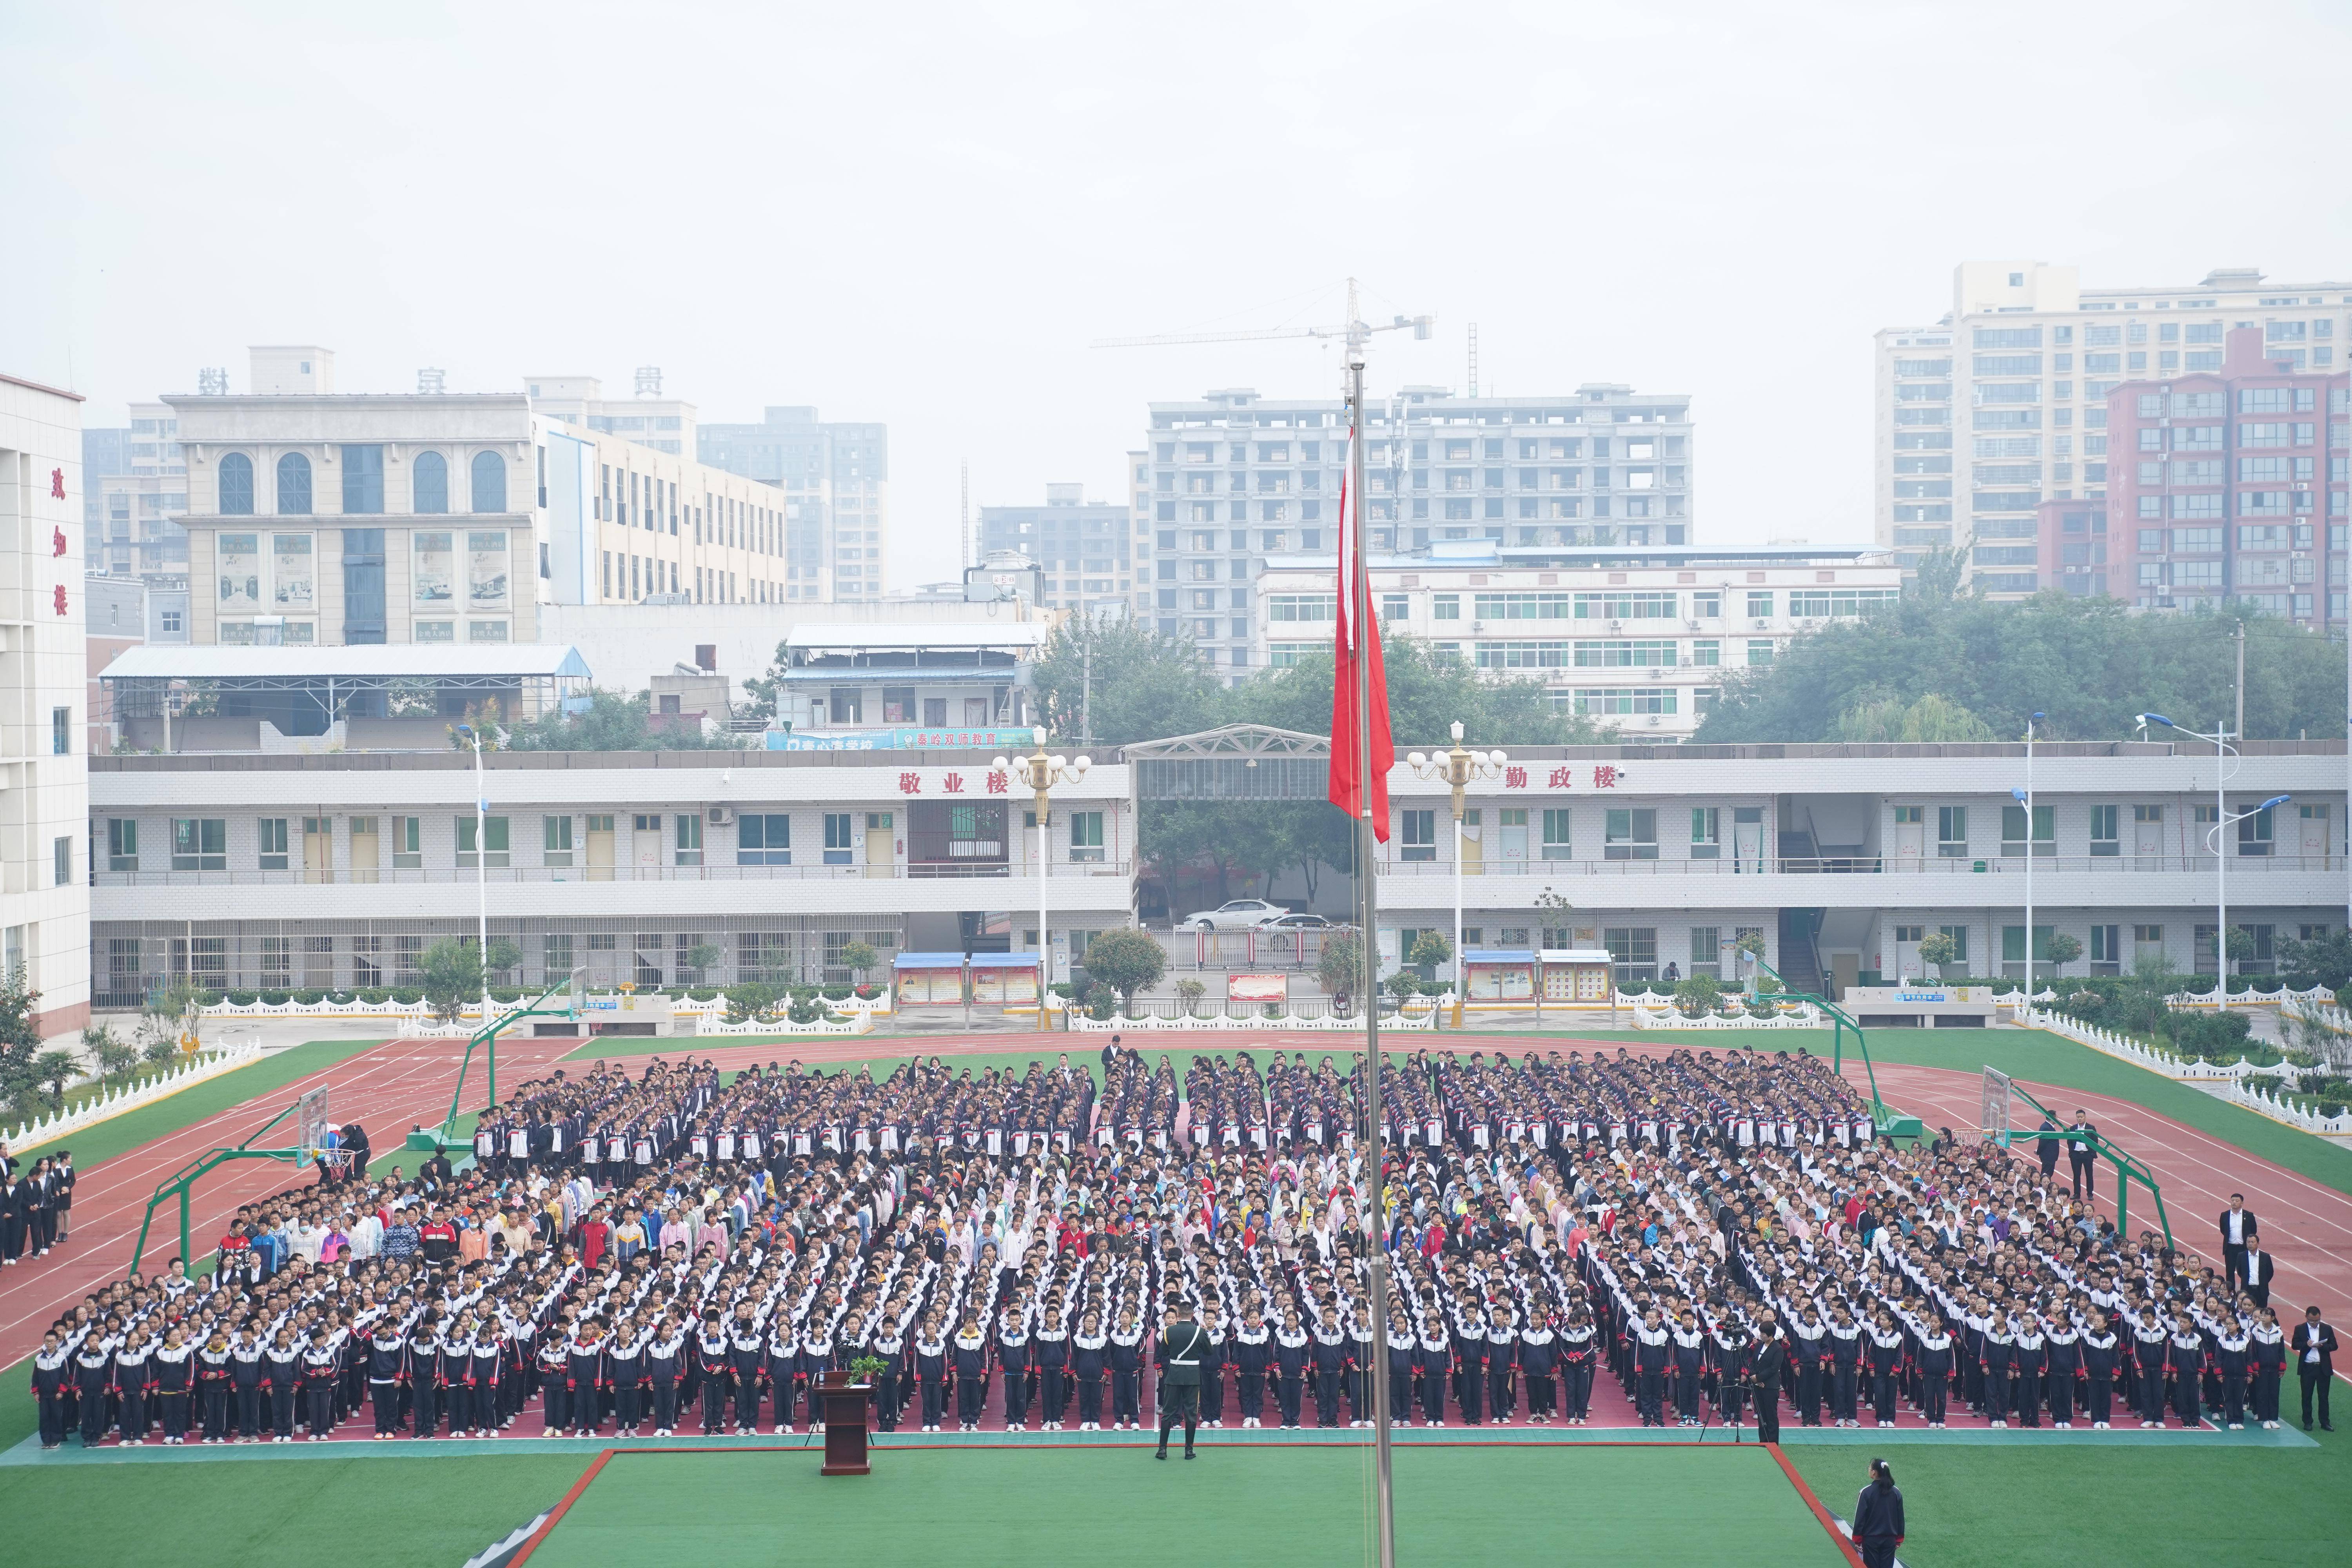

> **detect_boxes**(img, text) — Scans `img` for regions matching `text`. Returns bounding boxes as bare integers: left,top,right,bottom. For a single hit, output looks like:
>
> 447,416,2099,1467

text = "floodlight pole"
457,722,494,1103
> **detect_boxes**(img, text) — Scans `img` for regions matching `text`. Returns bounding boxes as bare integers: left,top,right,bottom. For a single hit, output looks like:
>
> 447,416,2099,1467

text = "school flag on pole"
1326,426,1392,839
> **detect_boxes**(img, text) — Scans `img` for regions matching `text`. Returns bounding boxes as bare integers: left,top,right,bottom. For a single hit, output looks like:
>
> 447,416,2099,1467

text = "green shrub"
490,986,524,1004
357,987,390,1005
193,989,224,1007
257,990,290,1007
224,990,257,1007
821,983,853,1001
390,986,425,1005
292,989,325,1005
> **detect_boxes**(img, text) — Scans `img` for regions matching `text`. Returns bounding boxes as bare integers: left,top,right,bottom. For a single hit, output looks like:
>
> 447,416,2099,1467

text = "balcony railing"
93,860,1135,888
1371,852,2338,877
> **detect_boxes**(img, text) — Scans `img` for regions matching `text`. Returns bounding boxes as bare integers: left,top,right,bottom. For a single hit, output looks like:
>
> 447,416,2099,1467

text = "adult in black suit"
2066,1110,2098,1198
1747,1317,1788,1443
2291,1307,2336,1431
2219,1194,2258,1289
2240,1233,2275,1310
2034,1116,2062,1183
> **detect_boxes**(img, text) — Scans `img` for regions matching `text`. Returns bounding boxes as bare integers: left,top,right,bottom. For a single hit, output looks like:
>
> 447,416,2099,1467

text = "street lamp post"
995,735,1090,1030
454,724,492,1037
2012,710,2045,1001
2139,712,2267,1009
1407,723,1507,1028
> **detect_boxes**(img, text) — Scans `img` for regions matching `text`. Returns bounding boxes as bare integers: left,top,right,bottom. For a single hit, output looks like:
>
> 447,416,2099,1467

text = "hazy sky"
7,1,2350,581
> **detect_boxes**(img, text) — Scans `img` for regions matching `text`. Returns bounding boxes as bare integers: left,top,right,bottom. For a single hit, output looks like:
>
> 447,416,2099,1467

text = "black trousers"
1238,1371,1265,1421
652,1381,678,1430
1753,1384,1779,1442
1158,1381,1199,1448
2070,1154,2095,1197
1563,1360,1593,1419
2301,1371,2333,1428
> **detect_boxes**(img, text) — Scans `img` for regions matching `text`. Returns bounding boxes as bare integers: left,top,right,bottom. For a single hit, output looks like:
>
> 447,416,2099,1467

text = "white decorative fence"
2027,1009,2352,1137
1628,996,1826,1029
686,1012,877,1038
1060,997,1440,1033
3,1041,266,1149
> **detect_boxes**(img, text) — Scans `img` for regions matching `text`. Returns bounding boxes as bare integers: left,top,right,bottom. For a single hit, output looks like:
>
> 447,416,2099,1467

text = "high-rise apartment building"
699,406,889,601
0,371,93,1042
1876,263,2352,597
1145,383,1693,679
2107,325,2349,628
82,401,191,589
975,483,1135,615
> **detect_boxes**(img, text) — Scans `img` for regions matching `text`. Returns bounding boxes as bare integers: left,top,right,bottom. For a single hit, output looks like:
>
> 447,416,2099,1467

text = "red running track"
0,1035,585,1369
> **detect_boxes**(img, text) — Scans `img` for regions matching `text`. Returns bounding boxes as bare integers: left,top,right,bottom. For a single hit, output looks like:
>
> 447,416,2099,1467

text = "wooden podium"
818,1372,874,1476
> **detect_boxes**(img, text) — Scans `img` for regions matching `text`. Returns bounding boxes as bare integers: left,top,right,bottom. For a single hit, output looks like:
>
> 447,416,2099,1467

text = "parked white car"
1179,898,1286,931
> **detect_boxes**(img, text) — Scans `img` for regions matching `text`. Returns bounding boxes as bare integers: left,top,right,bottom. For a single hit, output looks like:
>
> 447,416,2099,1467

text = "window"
53,836,71,887
737,814,792,865
51,706,69,756
413,451,449,514
171,817,227,871
543,934,574,985
1604,808,1658,860
457,815,510,869
1689,927,1721,979
391,815,422,869
1267,593,1336,622
1542,808,1573,860
470,450,507,512
674,812,704,867
1936,926,1970,963
2001,803,2055,857
1473,592,1570,620
633,935,665,989
1690,806,1720,858
1746,590,1774,617
1603,926,1658,984
1401,809,1437,861
218,452,255,515
543,815,573,867
1069,810,1105,862
1893,925,1925,943
2089,924,2122,976
1936,806,1967,857
107,818,138,872
341,445,384,513
1433,593,1461,620
275,452,312,514
2237,804,2275,857
1746,639,1777,668
257,817,289,871
822,811,854,866
2089,804,2120,857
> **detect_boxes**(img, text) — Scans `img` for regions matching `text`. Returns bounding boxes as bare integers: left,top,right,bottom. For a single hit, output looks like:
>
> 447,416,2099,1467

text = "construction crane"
1093,277,1432,365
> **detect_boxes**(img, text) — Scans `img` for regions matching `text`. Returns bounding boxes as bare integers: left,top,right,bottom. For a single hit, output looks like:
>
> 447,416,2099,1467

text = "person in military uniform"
1155,1296,1208,1460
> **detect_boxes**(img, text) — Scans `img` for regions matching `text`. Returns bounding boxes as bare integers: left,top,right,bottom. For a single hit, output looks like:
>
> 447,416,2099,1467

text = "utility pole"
2235,619,2247,744
1467,322,1479,399
960,460,971,572
1080,618,1092,746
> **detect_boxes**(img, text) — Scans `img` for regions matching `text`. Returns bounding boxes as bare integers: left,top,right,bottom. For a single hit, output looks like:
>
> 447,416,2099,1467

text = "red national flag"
1327,424,1392,839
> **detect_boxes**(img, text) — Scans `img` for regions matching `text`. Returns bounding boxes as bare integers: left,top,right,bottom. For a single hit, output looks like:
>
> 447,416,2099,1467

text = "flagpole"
1349,352,1397,1568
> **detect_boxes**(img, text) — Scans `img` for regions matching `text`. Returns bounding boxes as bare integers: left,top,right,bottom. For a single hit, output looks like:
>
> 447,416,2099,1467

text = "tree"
503,689,748,752
32,1048,80,1109
1316,930,1368,1007
420,937,524,1020
1075,928,1167,1007
0,968,43,1111
1916,931,1960,977
1833,692,1994,743
837,941,878,986
1234,631,1603,747
1031,615,1228,745
1174,978,1209,1016
724,982,780,1024
85,1024,138,1080
1406,931,1453,971
1697,595,2344,744
2043,932,2083,975
2279,927,2352,989
1671,973,1724,1018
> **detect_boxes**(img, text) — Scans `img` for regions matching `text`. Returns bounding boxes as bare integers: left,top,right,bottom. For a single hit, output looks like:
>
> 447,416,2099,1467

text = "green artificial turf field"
8,1038,387,1169
516,1444,1837,1568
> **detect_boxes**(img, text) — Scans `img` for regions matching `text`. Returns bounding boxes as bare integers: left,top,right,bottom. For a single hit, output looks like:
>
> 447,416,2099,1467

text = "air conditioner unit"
707,806,734,826
1644,714,1662,727
1648,668,1663,679
1607,619,1624,631
1686,619,1701,631
1472,620,1486,631
1752,618,1770,630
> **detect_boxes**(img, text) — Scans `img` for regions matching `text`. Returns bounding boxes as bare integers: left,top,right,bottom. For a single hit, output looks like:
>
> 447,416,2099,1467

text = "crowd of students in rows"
24,1042,2320,1449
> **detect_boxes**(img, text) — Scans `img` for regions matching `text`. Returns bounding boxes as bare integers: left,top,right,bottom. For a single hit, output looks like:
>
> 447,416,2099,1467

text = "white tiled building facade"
1255,541,1900,740
2,372,93,1041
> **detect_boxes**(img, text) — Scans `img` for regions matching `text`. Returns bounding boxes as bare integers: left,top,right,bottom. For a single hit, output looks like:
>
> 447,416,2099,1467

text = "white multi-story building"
163,347,812,650
83,400,190,590
88,748,1134,1008
1145,382,1694,681
3,371,93,1042
87,731,2346,1011
976,483,1134,615
1875,262,2352,595
1375,739,2345,995
1254,539,1899,740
